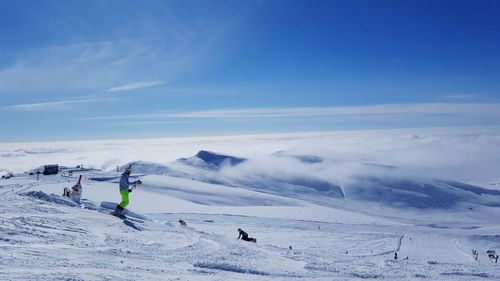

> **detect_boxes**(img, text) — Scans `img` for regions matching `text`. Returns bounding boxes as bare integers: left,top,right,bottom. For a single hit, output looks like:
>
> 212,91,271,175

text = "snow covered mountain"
178,150,247,170
1,130,500,280
115,150,500,211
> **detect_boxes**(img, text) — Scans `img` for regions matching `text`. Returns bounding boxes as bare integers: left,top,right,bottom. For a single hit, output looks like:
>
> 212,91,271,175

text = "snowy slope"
1,165,500,280
2,130,500,280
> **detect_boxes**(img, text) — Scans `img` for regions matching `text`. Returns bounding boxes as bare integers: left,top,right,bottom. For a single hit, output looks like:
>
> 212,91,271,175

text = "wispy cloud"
4,97,114,111
107,80,166,92
0,42,126,94
442,94,479,100
111,120,194,125
0,35,218,96
79,103,500,121
174,103,500,118
0,1,253,100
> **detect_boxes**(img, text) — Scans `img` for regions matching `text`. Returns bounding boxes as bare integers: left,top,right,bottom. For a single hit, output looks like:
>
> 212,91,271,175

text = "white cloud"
170,103,500,118
111,120,194,125
4,97,115,111
1,128,499,185
442,94,479,100
107,81,166,92
79,103,500,121
0,42,124,94
0,35,218,96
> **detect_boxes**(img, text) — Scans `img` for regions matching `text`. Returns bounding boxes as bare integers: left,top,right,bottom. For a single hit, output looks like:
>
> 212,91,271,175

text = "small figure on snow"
113,166,142,216
237,228,257,243
63,175,83,203
179,219,187,226
63,188,71,197
487,250,499,263
394,252,398,260
472,249,479,261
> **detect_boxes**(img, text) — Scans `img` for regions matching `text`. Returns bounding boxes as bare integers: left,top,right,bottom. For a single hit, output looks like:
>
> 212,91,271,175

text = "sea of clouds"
1,127,499,186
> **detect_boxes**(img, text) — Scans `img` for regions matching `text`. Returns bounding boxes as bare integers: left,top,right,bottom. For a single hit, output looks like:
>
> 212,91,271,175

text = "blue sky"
0,0,499,142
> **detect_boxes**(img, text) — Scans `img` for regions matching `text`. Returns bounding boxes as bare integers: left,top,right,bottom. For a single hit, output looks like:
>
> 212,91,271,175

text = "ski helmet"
124,166,132,175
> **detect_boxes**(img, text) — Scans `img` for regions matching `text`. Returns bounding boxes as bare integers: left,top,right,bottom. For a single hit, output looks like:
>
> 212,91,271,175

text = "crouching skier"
237,228,257,243
63,175,83,204
113,167,142,216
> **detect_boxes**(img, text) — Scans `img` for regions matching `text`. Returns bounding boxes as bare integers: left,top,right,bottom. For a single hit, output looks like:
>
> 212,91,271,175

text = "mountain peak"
194,150,246,168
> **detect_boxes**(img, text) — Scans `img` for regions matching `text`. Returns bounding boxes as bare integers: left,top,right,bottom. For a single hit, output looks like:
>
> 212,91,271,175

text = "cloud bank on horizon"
1,128,499,187
0,0,499,142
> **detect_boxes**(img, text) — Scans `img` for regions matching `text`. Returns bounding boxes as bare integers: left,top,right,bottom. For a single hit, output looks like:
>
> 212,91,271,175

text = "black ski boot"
113,205,124,216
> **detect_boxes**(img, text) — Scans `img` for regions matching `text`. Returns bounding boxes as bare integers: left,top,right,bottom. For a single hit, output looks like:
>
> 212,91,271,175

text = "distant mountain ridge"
177,150,247,170
115,150,500,210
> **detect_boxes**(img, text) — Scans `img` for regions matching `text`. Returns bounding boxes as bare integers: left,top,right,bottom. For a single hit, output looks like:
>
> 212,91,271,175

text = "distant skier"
113,167,142,216
472,249,479,261
63,188,71,197
237,228,257,243
487,250,499,263
63,175,83,203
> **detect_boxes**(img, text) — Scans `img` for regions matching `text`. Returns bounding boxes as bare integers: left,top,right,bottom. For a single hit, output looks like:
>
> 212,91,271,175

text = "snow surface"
1,129,500,280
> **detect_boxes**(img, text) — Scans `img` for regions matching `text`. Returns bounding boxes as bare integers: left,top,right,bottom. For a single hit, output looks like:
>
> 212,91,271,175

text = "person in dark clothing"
237,228,257,243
